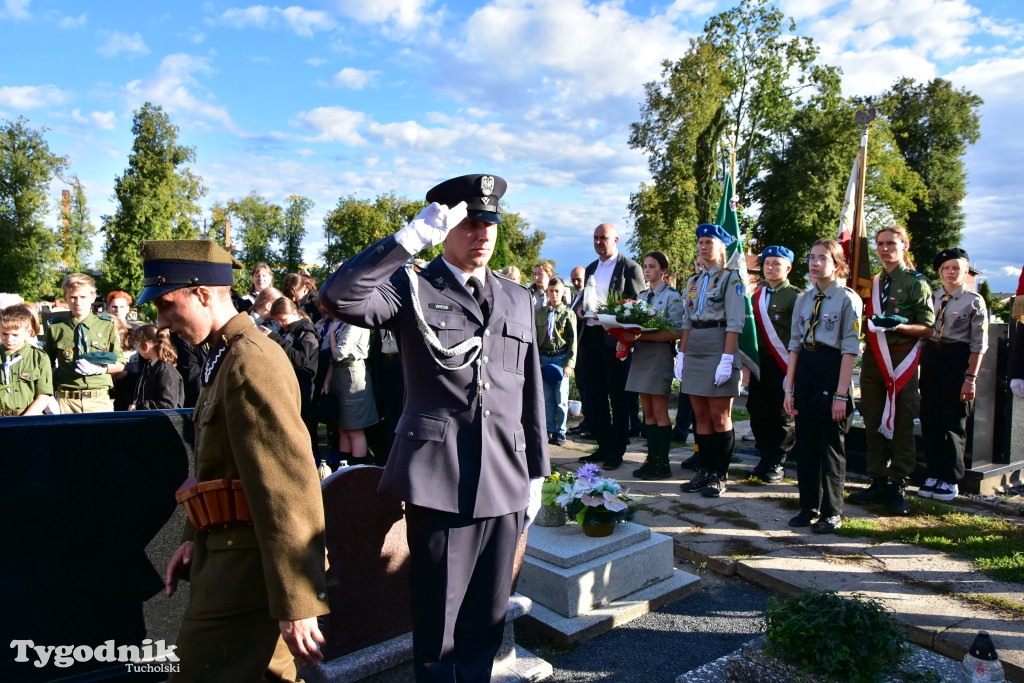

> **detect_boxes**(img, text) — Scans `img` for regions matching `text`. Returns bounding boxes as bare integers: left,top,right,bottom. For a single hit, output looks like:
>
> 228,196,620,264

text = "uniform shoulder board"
493,271,528,289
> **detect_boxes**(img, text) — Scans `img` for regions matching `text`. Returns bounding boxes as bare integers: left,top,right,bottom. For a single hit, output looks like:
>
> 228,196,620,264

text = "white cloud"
330,67,379,89
1001,265,1022,278
332,0,429,30
0,84,67,108
96,30,150,58
306,57,327,66
293,106,367,144
124,54,236,131
58,13,87,28
189,31,206,44
217,5,335,37
71,108,116,130
1,0,30,20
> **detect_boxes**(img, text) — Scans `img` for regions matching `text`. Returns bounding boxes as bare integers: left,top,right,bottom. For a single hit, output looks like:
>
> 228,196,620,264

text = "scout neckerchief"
752,287,787,373
74,319,89,355
936,292,953,339
2,350,23,392
865,272,922,439
202,335,230,386
808,293,826,344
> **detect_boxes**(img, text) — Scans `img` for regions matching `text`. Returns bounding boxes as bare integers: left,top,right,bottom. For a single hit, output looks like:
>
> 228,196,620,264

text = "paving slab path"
548,420,1024,682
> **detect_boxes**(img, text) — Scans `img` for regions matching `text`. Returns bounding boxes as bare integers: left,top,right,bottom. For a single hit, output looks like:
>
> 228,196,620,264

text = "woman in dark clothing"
129,325,185,410
263,297,320,455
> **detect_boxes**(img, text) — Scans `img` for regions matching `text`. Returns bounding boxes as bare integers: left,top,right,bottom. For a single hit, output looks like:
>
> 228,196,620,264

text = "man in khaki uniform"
143,241,329,681
45,273,125,413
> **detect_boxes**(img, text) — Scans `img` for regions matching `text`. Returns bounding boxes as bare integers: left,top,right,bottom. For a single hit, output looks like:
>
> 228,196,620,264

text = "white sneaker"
917,477,938,498
932,481,958,501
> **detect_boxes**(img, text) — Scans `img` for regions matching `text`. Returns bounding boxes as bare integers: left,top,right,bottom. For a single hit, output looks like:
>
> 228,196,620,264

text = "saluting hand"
280,617,326,666
394,201,469,253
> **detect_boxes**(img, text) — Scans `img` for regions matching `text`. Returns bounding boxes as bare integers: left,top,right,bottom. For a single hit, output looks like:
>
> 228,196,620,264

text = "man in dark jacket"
320,174,548,683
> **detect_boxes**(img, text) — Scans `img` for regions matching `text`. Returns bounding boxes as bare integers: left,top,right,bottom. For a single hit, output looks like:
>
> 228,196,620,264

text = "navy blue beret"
933,247,969,271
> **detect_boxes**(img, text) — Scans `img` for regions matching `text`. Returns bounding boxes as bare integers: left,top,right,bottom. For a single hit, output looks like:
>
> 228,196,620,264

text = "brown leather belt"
0,409,18,417
175,478,252,531
691,320,728,329
801,343,838,352
56,389,110,399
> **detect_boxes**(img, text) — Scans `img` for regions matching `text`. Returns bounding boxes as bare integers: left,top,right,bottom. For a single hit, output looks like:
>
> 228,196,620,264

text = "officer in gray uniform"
918,247,987,502
319,174,548,683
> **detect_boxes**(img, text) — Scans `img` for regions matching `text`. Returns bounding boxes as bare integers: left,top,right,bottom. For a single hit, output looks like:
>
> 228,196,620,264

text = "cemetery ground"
527,405,1024,682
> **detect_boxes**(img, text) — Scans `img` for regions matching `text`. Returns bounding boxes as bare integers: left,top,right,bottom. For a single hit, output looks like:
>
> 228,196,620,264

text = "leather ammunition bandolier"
175,477,252,530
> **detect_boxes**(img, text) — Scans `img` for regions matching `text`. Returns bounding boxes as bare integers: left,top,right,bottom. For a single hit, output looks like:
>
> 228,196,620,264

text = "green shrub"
764,589,908,682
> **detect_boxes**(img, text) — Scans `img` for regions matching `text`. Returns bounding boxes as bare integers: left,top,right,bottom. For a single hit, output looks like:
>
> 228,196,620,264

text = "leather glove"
394,201,469,254
523,477,544,531
75,358,108,376
674,351,685,381
1011,378,1024,399
713,353,734,386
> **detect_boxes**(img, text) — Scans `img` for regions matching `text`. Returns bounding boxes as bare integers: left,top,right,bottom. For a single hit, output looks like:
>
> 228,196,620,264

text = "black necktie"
765,286,775,309
646,290,654,305
809,293,825,344
880,275,891,314
468,276,488,319
937,294,952,337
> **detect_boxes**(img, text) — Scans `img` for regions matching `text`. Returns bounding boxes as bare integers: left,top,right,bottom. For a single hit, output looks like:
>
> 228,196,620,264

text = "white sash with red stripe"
866,273,922,439
752,287,788,373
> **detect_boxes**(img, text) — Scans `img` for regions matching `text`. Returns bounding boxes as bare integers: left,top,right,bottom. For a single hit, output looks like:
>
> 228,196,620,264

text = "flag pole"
850,109,875,297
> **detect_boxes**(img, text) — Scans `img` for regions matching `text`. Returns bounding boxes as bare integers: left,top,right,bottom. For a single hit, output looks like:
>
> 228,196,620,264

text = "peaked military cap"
425,174,507,224
933,247,969,272
760,245,795,264
136,240,243,305
696,223,733,245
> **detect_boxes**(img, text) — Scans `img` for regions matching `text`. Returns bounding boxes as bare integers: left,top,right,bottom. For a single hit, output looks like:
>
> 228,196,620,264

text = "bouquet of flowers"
597,293,675,359
551,463,639,526
540,468,577,509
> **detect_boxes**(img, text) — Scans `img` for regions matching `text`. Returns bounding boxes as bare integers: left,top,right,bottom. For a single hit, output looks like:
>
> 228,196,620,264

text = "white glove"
523,477,544,530
75,358,107,376
674,351,685,380
394,201,469,254
713,353,734,386
1011,378,1024,399
867,319,894,334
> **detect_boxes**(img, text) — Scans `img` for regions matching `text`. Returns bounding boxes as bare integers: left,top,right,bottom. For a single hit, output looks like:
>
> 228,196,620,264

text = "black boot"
887,480,911,515
636,426,672,480
680,432,706,471
849,478,888,505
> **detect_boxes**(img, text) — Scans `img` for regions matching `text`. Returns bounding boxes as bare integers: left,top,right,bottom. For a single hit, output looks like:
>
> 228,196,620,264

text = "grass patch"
837,501,1024,584
959,593,1024,619
731,407,750,421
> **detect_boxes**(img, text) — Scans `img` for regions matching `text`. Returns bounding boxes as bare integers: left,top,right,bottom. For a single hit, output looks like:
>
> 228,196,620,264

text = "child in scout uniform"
619,251,684,480
0,304,52,416
536,277,577,446
783,240,862,534
747,245,799,482
676,223,746,498
917,248,987,502
44,273,125,413
849,225,935,515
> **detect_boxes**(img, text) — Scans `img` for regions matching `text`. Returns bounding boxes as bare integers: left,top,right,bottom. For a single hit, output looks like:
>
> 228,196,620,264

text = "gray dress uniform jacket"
320,235,549,518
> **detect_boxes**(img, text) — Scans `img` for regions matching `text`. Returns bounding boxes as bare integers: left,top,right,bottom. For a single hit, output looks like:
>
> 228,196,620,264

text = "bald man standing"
577,223,645,469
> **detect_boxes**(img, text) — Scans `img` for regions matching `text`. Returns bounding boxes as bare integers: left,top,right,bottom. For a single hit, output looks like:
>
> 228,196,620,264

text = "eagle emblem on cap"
480,176,495,197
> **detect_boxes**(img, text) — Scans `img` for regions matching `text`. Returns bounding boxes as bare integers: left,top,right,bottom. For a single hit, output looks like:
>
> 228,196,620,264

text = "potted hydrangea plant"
552,464,639,537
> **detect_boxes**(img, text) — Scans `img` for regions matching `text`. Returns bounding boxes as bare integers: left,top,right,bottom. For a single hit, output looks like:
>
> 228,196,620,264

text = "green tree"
59,175,96,274
102,103,206,294
229,191,284,274
752,94,926,285
628,0,835,278
879,77,983,278
322,192,424,268
0,117,67,299
282,195,314,272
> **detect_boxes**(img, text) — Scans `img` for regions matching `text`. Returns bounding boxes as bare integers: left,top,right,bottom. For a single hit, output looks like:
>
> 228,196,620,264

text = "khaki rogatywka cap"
136,240,243,305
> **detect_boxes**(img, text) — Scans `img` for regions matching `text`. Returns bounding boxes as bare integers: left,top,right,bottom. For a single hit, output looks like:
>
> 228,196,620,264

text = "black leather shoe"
754,465,785,483
568,425,586,435
788,510,820,527
811,515,843,534
578,451,605,464
849,478,888,505
679,453,701,471
602,457,623,470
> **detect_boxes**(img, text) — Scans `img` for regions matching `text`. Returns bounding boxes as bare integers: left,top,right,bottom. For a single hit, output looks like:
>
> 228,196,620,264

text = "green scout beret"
137,240,243,305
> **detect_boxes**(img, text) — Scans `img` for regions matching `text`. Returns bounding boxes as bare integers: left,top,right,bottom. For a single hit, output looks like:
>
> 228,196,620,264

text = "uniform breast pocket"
503,320,531,374
426,310,467,351
193,399,221,458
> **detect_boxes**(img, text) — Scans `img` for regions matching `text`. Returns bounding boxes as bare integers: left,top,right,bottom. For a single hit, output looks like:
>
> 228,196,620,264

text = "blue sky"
2,0,1023,294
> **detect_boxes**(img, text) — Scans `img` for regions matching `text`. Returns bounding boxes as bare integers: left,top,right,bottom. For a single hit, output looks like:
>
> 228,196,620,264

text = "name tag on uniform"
428,303,453,311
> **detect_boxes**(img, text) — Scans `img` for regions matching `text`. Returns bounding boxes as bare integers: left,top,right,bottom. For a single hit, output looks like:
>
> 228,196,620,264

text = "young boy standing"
1,305,53,416
45,273,124,413
535,277,577,446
